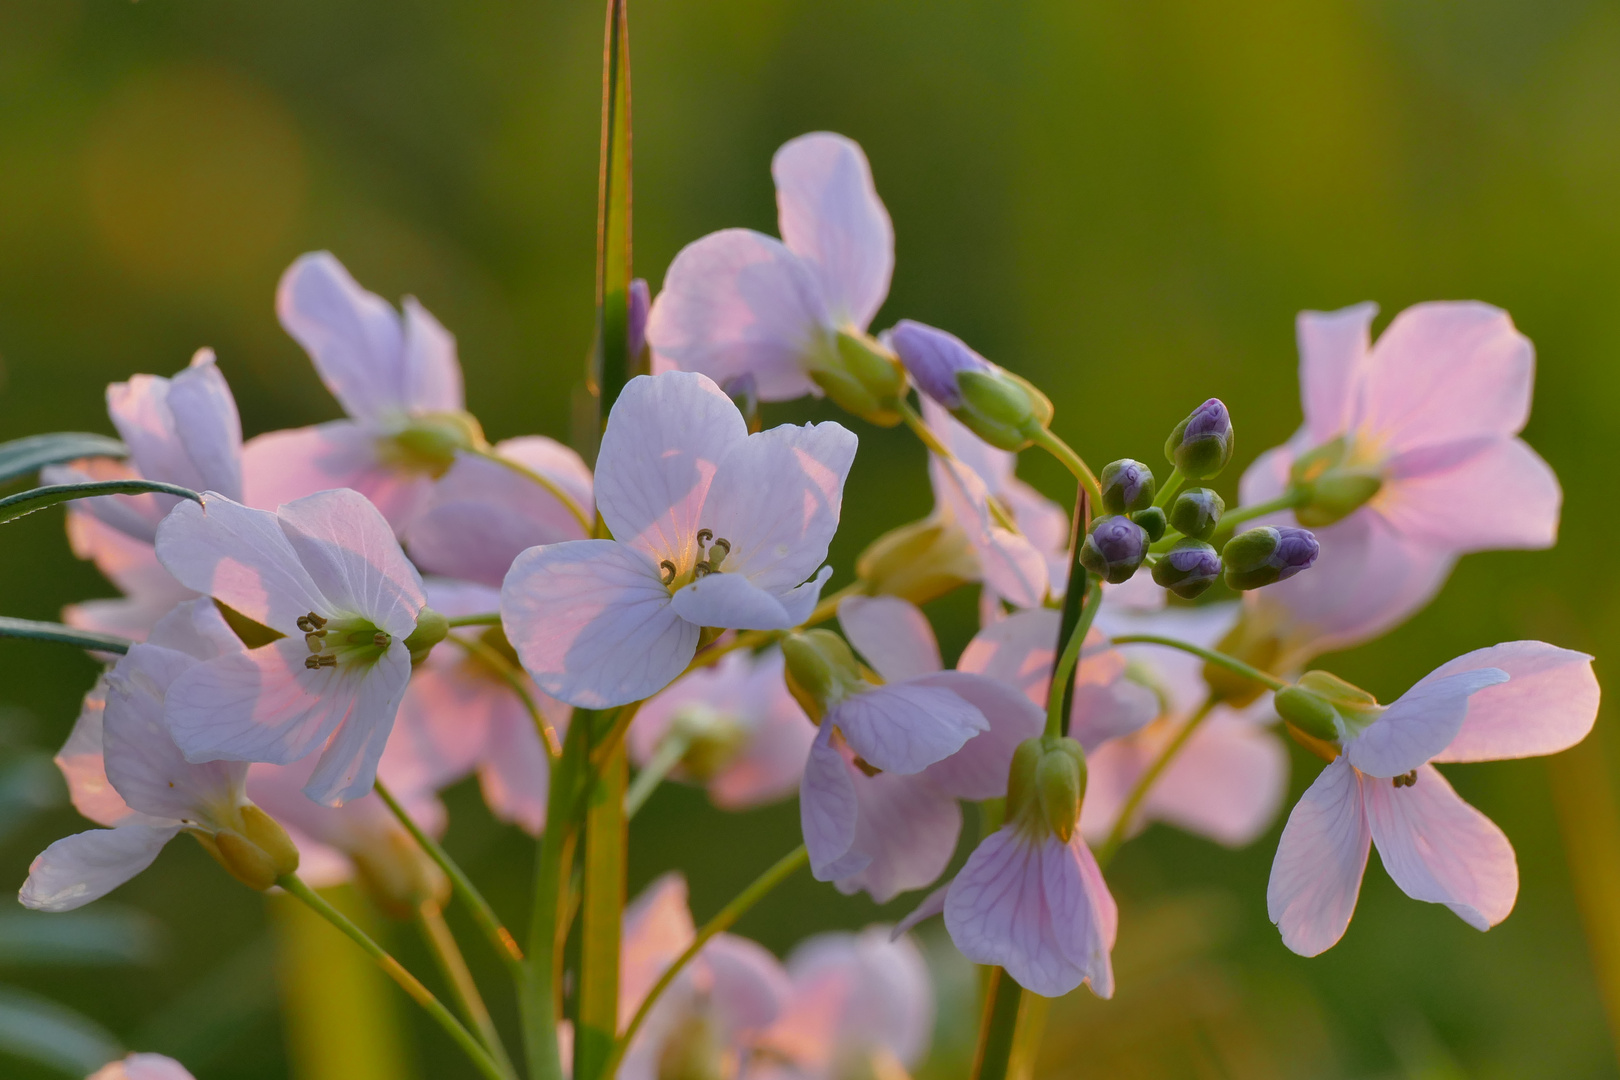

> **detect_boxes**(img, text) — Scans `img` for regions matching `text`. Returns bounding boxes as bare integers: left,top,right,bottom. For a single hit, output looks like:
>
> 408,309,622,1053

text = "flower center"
375,410,484,478
659,529,733,592
299,611,392,670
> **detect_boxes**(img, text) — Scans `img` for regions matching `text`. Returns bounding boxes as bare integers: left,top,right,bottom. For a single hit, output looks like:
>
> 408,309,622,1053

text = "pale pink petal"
1267,758,1370,956
51,458,168,543
57,681,141,828
930,455,1047,608
1354,301,1534,453
19,824,179,911
242,422,433,531
502,539,698,709
920,672,1044,800
1074,738,1143,844
477,698,552,833
1096,599,1241,718
669,569,801,631
275,488,426,637
106,374,202,496
167,349,245,500
891,882,949,940
801,725,866,881
828,677,987,774
384,662,490,796
922,398,1015,491
697,933,792,1036
701,420,857,596
772,132,893,330
1376,437,1560,553
277,252,409,423
89,1052,197,1080
400,296,464,413
1364,764,1517,930
1237,435,1300,507
1139,715,1289,846
1346,668,1508,778
145,597,245,661
621,873,696,1020
958,607,1060,707
63,510,183,608
303,645,413,805
1297,302,1376,443
647,230,828,401
1069,674,1160,754
778,927,933,1067
1430,641,1600,763
154,494,328,632
838,595,941,682
834,768,961,903
595,371,747,565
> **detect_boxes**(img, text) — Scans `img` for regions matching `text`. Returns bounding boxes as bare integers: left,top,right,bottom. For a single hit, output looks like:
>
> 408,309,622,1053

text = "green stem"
1209,487,1308,545
522,718,588,1080
417,902,518,1077
0,616,131,654
466,445,594,537
1046,579,1102,738
625,730,691,818
897,396,952,456
1096,696,1218,868
275,873,512,1080
576,730,629,1080
970,967,1025,1080
446,612,502,628
1028,428,1103,510
450,633,563,760
1106,634,1289,691
373,780,525,975
1152,467,1185,509
603,845,809,1076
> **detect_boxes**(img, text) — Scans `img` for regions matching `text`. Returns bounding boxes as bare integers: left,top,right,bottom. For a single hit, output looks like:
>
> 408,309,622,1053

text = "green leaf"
0,754,64,846
0,617,132,654
0,433,126,488
0,985,121,1075
0,479,200,525
0,910,162,967
590,0,635,427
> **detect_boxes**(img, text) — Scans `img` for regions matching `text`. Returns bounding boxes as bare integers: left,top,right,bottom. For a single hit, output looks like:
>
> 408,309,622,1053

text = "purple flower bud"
1078,515,1149,584
1151,538,1221,599
627,277,651,359
1165,397,1234,479
888,319,993,409
1099,459,1156,515
1222,525,1319,591
1271,526,1320,582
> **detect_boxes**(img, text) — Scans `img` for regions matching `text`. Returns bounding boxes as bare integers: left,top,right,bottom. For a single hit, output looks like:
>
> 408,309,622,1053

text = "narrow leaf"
0,754,63,847
0,433,126,487
590,0,635,426
0,479,200,525
0,909,162,967
0,986,121,1074
0,617,132,654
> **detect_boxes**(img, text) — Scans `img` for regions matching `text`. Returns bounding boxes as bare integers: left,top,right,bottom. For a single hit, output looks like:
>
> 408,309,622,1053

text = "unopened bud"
1221,526,1319,591
1079,515,1148,584
781,629,866,722
889,320,1053,451
1164,398,1234,479
855,517,978,606
1006,736,1087,841
1131,505,1167,543
1273,686,1341,742
239,804,300,877
211,829,281,891
1151,538,1221,599
1100,459,1156,515
1168,487,1225,541
404,607,450,664
809,330,906,427
1289,437,1385,528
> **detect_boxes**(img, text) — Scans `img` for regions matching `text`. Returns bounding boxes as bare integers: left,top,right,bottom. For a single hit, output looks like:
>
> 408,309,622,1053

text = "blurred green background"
1,0,1618,1076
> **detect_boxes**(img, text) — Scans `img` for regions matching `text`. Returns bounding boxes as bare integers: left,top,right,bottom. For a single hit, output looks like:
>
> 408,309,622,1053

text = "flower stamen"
1392,770,1418,788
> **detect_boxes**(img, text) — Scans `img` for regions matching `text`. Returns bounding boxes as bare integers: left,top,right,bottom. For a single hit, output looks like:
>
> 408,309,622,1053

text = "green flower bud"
855,517,979,606
239,804,300,878
954,368,1054,451
1131,505,1167,543
1164,398,1234,479
1273,686,1341,742
404,607,450,664
1100,459,1156,515
808,330,906,427
1007,736,1087,841
1289,437,1384,527
1168,487,1225,540
1221,526,1319,591
1151,538,1220,599
781,629,867,722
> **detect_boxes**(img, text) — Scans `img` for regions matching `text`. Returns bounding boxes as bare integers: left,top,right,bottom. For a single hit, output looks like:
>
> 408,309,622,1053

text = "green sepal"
1273,686,1341,742
809,332,905,426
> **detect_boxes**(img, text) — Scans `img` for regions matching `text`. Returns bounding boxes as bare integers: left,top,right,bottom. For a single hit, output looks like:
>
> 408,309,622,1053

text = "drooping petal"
477,697,554,834
1297,302,1375,443
1363,764,1517,931
57,681,138,829
595,372,748,566
1429,641,1600,763
19,824,180,911
838,595,941,682
1353,301,1535,453
1267,758,1371,957
277,252,408,423
275,488,426,637
167,349,245,501
920,672,1044,801
400,295,464,413
701,420,857,598
646,229,829,402
801,725,866,881
154,493,328,632
303,644,413,805
502,540,698,709
1377,437,1560,553
772,132,894,331
828,677,988,775
833,767,962,904
1345,668,1508,778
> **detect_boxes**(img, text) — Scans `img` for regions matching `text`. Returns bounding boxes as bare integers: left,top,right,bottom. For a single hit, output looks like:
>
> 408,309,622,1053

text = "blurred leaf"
0,985,121,1075
0,479,199,525
0,618,131,655
590,0,635,424
0,434,126,488
134,936,277,1067
0,752,64,845
0,909,162,968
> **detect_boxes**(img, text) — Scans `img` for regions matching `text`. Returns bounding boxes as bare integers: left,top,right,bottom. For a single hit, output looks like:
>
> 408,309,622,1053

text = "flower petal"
1377,437,1560,553
929,454,1047,608
303,644,413,805
401,295,464,412
776,927,934,1068
501,539,698,709
19,824,180,912
1364,764,1517,930
477,697,554,834
646,229,828,402
154,493,328,632
702,420,857,598
595,371,748,566
146,596,247,661
1267,758,1371,956
1428,641,1600,763
1297,302,1376,443
90,1052,198,1080
167,349,245,501
57,680,142,828
1346,668,1509,778
670,571,795,631
801,725,867,881
622,873,697,1017
275,488,426,637
277,252,409,422
772,132,893,330
921,672,1044,801
834,767,961,903
837,595,941,682
697,933,793,1037
829,677,988,775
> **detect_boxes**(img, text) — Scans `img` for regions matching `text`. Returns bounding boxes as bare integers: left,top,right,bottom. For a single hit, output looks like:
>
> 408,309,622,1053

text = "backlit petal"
303,644,413,805
1428,641,1599,763
167,350,245,500
920,672,1044,801
1346,668,1508,778
772,132,893,330
1297,302,1375,443
277,252,408,422
838,595,941,682
276,488,426,637
19,824,179,912
1267,758,1370,956
400,295,464,413
1377,437,1560,553
154,493,328,632
801,725,866,881
828,677,987,774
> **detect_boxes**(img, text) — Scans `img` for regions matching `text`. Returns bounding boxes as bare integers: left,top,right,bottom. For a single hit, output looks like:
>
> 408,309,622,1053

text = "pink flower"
244,252,472,531
87,1054,196,1080
757,926,934,1079
502,371,856,709
154,488,427,805
1240,302,1561,669
616,874,792,1080
799,596,1043,902
387,579,561,833
405,436,593,588
49,350,243,640
21,602,292,911
630,646,813,810
647,133,893,401
1268,641,1598,956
